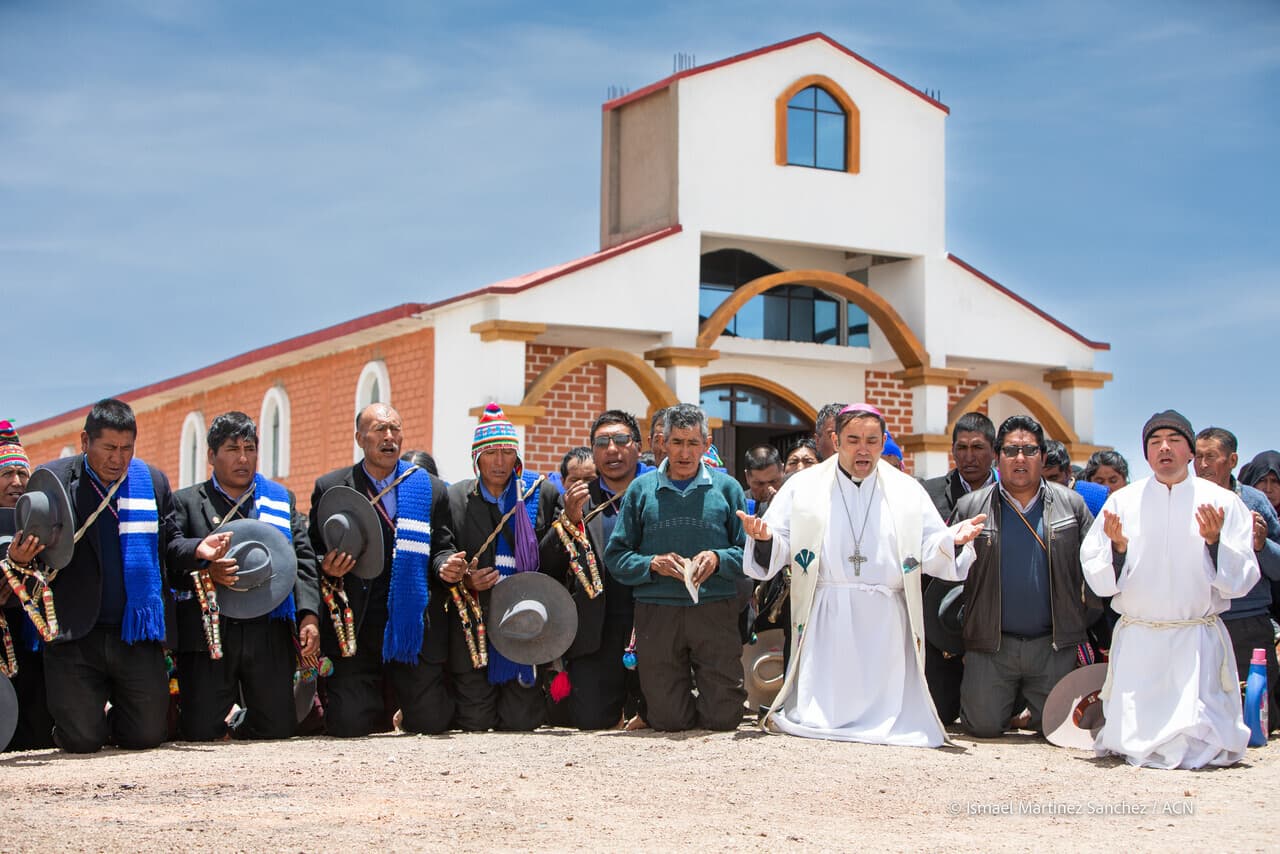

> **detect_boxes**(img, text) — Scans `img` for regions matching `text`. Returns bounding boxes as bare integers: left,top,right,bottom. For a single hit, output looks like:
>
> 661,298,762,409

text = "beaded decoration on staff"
551,514,603,599
447,583,487,669
0,611,16,677
1,558,58,642
190,569,223,660
321,576,356,657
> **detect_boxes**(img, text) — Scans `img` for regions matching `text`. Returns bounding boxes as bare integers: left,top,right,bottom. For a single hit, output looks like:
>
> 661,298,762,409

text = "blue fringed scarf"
487,471,541,686
117,458,166,645
252,473,296,624
383,460,433,664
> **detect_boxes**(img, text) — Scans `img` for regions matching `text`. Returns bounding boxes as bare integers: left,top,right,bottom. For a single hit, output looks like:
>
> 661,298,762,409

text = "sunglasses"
592,434,635,449
999,444,1042,459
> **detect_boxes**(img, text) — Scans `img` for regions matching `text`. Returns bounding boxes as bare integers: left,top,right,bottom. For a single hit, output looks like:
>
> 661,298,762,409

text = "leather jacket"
952,481,1101,654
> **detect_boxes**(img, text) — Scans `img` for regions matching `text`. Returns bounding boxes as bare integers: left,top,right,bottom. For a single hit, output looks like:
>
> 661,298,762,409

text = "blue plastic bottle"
1244,648,1269,747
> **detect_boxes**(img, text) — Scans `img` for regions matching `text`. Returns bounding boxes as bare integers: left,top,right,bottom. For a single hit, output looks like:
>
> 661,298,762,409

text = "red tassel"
550,670,571,703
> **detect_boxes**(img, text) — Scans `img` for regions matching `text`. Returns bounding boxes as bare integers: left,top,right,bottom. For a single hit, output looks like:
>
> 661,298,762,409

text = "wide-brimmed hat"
214,519,297,620
0,675,17,751
14,468,76,571
316,485,384,580
0,507,14,557
1043,663,1108,750
488,572,578,665
923,580,966,656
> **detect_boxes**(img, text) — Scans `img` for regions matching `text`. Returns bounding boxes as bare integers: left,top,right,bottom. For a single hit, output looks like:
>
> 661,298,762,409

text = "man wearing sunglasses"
951,415,1101,739
543,410,652,729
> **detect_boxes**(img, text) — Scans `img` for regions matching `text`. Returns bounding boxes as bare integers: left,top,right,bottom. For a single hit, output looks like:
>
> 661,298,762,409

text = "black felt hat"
14,468,76,571
316,486,385,580
215,519,298,620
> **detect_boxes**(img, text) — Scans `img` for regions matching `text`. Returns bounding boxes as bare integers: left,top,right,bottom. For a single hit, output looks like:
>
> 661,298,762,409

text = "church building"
21,33,1110,508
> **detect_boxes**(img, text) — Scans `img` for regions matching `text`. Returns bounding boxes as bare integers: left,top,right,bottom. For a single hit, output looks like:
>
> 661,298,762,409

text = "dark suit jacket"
308,464,456,664
539,479,634,660
39,455,198,645
445,477,561,672
921,468,971,525
171,479,320,654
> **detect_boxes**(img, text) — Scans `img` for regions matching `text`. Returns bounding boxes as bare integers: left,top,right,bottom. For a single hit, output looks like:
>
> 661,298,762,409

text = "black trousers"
3,611,55,751
634,598,746,732
326,612,453,738
43,626,168,753
177,617,296,741
565,612,634,730
451,667,545,732
1225,614,1280,731
925,641,964,725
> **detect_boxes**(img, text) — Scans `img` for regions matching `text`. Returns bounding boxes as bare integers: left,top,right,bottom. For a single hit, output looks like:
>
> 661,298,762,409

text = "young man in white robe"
1081,410,1260,769
740,404,986,746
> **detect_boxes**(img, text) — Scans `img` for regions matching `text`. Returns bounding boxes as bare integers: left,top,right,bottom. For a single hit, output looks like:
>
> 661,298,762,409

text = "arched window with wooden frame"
775,75,860,174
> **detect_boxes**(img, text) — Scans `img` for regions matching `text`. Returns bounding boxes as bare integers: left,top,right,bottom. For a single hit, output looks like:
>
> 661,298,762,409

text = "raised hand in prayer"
439,550,469,584
736,509,771,541
321,550,356,578
1252,511,1267,552
950,513,987,546
1195,503,1225,546
195,530,233,562
563,480,590,526
1101,509,1128,553
6,531,45,567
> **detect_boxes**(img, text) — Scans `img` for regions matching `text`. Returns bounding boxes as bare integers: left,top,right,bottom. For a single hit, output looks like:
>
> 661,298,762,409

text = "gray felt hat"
14,468,76,571
0,676,17,752
488,572,578,666
1043,663,1108,750
215,519,298,620
316,486,385,580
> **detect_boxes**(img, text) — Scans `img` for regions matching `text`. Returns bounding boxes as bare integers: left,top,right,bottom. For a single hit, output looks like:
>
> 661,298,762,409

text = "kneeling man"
741,404,984,746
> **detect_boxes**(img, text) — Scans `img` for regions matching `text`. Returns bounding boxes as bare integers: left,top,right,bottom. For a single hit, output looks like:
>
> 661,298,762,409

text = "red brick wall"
863,370,915,474
523,344,607,475
23,328,435,515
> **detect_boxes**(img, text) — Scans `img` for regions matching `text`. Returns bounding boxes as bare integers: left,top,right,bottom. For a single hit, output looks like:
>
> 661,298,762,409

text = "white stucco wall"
675,39,947,260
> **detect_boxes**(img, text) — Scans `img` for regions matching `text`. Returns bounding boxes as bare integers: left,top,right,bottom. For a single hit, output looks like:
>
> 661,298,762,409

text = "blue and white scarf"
383,460,433,664
251,473,296,624
487,471,541,687
117,458,166,645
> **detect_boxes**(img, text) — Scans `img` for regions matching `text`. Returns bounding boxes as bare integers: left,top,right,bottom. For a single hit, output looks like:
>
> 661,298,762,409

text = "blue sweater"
604,462,746,606
1226,480,1280,620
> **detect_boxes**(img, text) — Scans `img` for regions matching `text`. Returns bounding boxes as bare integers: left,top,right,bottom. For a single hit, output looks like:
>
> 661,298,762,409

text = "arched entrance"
700,376,814,478
946,380,1079,443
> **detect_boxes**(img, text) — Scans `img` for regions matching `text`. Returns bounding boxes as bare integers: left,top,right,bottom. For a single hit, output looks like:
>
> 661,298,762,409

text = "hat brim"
0,507,14,555
1043,663,1108,750
923,580,965,656
16,468,76,572
317,486,385,580
0,675,17,751
214,519,298,620
294,678,318,724
487,573,578,665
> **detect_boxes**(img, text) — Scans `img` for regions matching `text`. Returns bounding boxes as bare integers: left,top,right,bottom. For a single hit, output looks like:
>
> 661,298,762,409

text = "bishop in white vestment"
1080,411,1260,769
742,406,984,747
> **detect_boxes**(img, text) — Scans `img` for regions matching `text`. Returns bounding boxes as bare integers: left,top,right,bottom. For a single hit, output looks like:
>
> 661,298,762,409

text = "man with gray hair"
606,404,748,731
813,402,847,461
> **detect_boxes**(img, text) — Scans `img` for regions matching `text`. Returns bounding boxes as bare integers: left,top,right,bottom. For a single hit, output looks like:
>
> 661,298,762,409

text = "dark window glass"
700,385,805,428
699,249,869,348
785,85,846,171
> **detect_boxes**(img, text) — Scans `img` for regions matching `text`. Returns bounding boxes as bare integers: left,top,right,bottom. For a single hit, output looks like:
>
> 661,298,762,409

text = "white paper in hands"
680,557,700,604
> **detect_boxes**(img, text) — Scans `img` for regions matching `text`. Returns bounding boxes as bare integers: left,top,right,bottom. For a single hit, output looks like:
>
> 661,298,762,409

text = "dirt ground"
2,720,1277,852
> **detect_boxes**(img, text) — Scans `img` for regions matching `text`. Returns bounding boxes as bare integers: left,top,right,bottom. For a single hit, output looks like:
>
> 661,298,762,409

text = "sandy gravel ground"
2,722,1277,852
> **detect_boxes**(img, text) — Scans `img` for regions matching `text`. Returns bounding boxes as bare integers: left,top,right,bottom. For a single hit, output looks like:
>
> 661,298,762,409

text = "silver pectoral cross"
848,548,868,576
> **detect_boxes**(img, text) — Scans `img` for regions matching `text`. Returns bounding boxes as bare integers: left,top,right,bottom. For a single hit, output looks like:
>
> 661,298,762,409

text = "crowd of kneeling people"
1,396,1276,771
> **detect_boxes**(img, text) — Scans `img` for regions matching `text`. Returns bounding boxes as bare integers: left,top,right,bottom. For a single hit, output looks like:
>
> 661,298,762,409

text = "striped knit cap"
0,419,29,471
471,403,522,476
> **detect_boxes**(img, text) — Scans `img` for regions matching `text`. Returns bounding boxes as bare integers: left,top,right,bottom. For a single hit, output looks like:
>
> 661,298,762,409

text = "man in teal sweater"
605,403,747,731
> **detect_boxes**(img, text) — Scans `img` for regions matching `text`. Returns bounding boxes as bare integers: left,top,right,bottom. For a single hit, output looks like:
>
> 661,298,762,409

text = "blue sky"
3,0,1277,473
